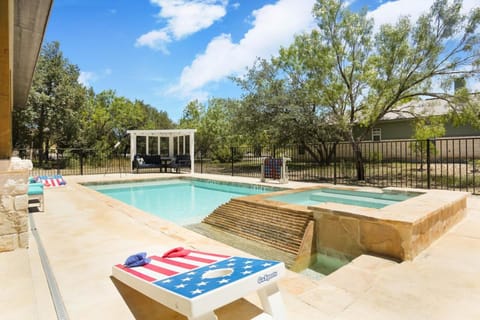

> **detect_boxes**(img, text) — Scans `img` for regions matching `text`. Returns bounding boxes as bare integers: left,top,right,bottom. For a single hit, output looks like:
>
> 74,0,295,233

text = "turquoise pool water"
89,179,275,225
267,188,419,209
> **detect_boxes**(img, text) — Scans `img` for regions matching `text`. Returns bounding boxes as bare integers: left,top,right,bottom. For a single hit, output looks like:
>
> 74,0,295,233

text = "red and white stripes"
114,250,230,283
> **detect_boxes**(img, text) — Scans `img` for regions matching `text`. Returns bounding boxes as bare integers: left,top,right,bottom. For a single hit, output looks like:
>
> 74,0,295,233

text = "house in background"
0,0,53,251
369,97,480,141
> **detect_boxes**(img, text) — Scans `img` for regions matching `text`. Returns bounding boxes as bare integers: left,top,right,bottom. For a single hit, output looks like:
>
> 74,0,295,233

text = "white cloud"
171,0,316,98
368,0,478,29
78,71,97,87
78,69,112,87
136,30,172,53
136,0,227,51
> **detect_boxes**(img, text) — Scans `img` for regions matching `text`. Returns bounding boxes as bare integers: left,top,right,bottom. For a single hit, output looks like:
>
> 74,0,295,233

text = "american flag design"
114,250,231,284
155,256,281,299
113,251,282,299
264,158,282,179
38,175,67,187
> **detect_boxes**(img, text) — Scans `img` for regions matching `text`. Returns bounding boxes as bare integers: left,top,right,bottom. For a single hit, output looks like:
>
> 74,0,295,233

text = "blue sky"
44,0,478,123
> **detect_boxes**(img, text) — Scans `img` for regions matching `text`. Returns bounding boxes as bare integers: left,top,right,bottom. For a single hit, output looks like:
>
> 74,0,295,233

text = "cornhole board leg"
256,283,285,320
189,311,218,320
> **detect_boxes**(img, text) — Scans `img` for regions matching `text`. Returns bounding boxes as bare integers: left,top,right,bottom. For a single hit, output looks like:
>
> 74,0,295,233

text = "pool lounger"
112,250,286,319
38,175,67,187
28,177,44,211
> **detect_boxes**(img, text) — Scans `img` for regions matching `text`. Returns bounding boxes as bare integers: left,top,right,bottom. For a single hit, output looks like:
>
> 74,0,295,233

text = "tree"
14,41,176,158
178,98,240,161
13,41,86,161
78,90,175,153
306,0,479,179
411,115,446,170
234,57,345,164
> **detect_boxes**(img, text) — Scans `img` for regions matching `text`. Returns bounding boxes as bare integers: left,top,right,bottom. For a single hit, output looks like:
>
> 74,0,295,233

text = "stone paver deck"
1,173,480,319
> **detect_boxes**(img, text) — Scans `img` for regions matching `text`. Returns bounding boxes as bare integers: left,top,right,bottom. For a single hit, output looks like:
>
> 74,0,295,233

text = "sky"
44,0,479,123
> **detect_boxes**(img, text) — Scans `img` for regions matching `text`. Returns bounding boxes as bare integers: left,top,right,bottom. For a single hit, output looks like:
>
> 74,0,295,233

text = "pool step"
203,198,313,267
310,192,397,208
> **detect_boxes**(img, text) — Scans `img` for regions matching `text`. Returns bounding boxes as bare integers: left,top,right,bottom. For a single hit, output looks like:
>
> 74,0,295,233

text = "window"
372,128,381,141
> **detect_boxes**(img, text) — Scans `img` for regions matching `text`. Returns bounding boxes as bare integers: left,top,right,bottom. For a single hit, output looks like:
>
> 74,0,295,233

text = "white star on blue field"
154,257,280,298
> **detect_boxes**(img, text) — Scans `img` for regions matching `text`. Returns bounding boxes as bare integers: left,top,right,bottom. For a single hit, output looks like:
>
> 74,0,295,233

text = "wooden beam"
0,0,13,159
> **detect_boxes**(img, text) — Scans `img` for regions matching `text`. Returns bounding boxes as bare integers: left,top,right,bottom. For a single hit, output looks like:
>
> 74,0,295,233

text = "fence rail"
19,137,480,194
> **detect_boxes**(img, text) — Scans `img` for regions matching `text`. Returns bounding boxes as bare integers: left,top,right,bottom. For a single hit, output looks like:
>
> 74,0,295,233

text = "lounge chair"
164,154,191,173
111,249,286,319
28,177,44,211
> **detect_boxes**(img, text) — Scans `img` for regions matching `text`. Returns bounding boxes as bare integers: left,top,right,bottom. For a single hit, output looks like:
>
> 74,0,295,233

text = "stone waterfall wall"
0,158,32,251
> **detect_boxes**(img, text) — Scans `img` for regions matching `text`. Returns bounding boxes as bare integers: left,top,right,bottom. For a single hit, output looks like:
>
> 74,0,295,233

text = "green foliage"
13,41,175,154
14,41,86,152
178,98,243,161
410,116,446,168
233,0,480,179
412,116,446,141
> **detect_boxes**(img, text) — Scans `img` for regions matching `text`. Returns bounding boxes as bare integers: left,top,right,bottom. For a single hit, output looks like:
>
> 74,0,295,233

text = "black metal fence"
19,137,480,194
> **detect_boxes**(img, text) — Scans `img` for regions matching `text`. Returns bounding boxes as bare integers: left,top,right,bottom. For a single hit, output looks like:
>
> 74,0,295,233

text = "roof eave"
13,0,53,108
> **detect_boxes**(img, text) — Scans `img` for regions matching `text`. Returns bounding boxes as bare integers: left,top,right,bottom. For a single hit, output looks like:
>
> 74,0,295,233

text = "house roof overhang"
13,0,53,109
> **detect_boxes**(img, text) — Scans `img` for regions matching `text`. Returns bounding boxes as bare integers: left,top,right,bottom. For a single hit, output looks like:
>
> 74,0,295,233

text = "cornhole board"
112,250,286,320
261,158,289,184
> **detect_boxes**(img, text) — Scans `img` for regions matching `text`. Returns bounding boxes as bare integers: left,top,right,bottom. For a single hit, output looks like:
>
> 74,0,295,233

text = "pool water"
89,179,275,225
267,188,419,209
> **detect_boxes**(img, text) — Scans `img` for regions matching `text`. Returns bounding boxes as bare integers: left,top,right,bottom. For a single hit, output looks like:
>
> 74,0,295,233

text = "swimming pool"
266,188,419,209
89,179,276,225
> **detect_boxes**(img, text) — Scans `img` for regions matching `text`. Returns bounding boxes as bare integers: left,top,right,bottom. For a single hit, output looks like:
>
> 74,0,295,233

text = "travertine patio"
2,173,480,319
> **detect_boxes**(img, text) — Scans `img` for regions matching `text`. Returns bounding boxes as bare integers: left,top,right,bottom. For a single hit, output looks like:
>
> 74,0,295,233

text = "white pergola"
127,129,196,173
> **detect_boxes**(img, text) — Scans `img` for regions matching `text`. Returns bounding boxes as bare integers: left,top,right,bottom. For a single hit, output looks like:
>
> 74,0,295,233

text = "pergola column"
190,132,195,173
129,132,136,165
168,135,174,158
146,136,149,155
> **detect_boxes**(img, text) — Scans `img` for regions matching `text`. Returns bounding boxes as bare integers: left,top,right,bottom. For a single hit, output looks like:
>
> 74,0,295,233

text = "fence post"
334,144,337,185
426,139,431,189
56,149,60,175
200,150,203,174
231,147,234,176
80,150,84,176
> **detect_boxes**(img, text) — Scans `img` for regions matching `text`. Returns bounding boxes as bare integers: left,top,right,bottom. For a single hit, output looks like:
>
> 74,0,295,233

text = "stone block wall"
0,158,32,251
310,189,468,262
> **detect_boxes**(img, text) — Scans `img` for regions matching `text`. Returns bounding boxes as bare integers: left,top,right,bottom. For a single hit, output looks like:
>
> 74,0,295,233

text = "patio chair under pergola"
127,129,196,174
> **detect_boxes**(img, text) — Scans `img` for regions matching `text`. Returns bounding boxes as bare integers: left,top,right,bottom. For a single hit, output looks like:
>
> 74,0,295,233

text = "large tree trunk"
37,104,46,166
351,140,365,181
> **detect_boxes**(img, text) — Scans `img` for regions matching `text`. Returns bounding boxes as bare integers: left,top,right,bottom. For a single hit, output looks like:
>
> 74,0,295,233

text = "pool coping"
234,185,469,262
7,173,480,319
